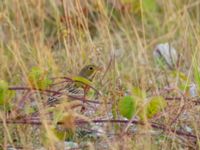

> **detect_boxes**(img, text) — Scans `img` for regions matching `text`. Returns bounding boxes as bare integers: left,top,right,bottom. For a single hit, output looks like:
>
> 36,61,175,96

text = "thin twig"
9,86,108,105
100,55,113,85
165,96,200,105
1,118,197,140
169,103,185,126
9,87,60,95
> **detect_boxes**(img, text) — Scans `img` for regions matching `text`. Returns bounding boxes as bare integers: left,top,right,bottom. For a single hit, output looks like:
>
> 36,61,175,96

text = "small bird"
47,64,100,105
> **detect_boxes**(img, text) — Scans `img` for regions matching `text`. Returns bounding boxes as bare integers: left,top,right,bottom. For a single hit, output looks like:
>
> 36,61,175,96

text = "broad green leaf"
29,67,43,79
118,96,136,119
146,96,167,119
0,80,9,104
28,67,43,87
72,76,92,86
38,78,52,89
0,80,15,107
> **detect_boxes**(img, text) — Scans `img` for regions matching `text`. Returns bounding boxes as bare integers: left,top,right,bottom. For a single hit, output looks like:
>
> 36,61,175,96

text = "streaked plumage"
47,65,99,105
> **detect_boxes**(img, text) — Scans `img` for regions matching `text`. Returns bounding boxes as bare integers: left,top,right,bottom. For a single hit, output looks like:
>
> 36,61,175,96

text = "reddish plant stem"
78,120,197,140
18,91,33,109
1,118,197,140
12,91,33,114
165,97,200,105
169,104,185,126
8,86,107,105
9,87,60,95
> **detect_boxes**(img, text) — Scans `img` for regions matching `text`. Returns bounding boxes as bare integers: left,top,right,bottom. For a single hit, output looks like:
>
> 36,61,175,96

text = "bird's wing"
47,82,84,106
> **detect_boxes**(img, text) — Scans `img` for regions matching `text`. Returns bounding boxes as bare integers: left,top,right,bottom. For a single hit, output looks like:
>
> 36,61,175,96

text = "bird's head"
78,64,101,81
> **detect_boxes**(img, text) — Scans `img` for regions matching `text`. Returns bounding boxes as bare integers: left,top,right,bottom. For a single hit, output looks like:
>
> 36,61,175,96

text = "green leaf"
0,80,9,104
132,87,146,99
118,96,136,119
0,80,15,107
38,78,52,90
146,96,167,119
142,0,157,13
28,67,52,89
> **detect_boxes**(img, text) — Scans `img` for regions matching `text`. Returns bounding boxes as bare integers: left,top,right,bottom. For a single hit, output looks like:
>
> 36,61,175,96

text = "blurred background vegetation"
1,0,200,149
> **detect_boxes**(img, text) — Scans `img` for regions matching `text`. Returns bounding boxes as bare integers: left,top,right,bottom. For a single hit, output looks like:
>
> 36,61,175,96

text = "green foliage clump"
28,67,52,89
132,87,146,99
118,96,136,119
118,87,167,120
146,96,167,119
0,80,15,110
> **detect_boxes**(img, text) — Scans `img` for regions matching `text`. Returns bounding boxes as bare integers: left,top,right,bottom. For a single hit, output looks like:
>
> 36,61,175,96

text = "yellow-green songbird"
78,64,98,80
47,64,100,105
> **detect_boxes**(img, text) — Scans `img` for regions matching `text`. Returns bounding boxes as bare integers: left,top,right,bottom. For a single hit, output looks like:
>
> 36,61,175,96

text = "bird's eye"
89,67,93,70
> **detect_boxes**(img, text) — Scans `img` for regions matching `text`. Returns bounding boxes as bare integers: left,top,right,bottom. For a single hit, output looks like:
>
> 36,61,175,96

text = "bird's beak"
90,66,102,80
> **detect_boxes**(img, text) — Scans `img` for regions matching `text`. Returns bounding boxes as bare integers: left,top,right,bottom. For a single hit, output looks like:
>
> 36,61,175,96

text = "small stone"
153,43,178,69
